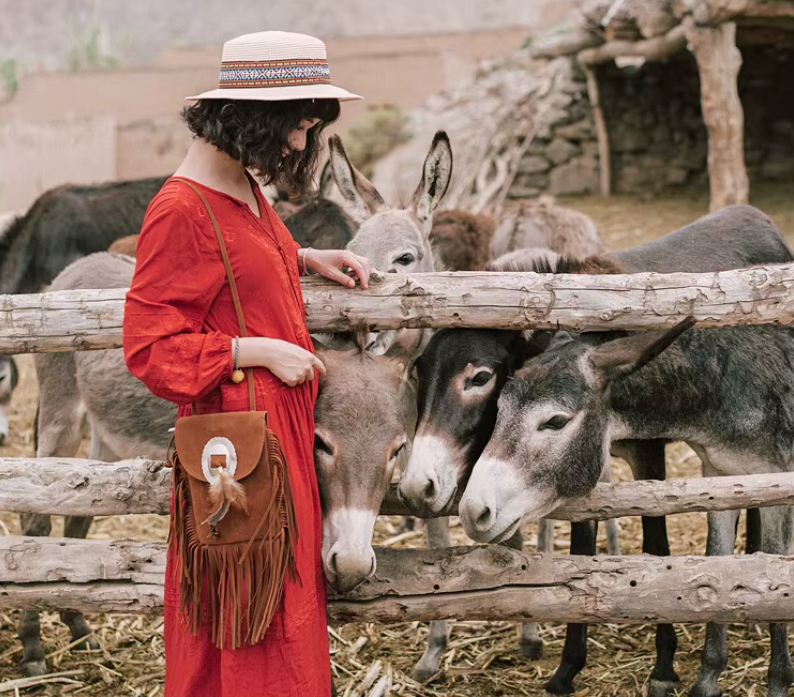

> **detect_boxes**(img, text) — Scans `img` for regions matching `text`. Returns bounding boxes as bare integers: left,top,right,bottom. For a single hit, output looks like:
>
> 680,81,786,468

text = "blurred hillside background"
0,0,576,212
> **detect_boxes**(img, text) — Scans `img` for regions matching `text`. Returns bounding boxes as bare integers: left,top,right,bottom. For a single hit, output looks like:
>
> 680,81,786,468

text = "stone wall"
741,43,794,182
508,67,600,200
509,43,794,200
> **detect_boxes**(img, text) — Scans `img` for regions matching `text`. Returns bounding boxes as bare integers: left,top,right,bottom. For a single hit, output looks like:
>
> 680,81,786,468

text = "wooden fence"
2,268,794,625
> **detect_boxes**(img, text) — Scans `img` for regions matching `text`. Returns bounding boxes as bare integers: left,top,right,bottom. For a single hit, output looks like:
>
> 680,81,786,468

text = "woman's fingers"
325,267,356,288
344,254,370,289
312,354,327,377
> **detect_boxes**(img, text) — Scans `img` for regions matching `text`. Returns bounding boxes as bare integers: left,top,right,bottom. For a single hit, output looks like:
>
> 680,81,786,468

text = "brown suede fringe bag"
165,179,299,650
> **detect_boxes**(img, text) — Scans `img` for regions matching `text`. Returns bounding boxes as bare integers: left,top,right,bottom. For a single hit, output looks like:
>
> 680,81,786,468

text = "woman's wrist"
298,247,313,275
237,336,274,370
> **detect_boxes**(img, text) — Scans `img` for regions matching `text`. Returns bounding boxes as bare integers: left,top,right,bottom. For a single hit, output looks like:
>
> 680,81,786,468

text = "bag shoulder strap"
172,177,256,412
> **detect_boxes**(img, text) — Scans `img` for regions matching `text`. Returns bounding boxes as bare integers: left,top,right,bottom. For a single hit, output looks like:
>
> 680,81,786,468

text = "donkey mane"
486,251,627,276
533,254,627,275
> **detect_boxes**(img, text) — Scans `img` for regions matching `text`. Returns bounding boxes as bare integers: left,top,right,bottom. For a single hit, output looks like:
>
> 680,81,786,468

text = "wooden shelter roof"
530,0,794,66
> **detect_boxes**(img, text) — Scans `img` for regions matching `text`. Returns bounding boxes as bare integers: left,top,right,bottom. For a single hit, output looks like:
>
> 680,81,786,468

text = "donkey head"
313,333,420,593
459,318,695,544
399,329,536,517
329,131,452,275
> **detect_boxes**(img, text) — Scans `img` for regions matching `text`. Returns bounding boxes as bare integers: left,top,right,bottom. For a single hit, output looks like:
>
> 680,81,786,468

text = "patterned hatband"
219,59,332,89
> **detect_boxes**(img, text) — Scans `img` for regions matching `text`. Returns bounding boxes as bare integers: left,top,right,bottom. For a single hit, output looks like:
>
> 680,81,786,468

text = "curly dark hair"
182,98,341,196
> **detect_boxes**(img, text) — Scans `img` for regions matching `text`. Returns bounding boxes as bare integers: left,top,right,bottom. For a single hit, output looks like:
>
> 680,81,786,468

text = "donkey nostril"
476,506,492,529
329,552,338,575
423,478,436,500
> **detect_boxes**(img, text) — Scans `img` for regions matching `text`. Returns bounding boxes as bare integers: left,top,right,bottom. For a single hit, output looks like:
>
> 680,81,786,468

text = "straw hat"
186,31,362,102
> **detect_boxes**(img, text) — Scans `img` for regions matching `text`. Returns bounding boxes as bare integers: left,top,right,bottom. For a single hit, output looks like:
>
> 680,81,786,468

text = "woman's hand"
238,337,326,387
301,248,370,289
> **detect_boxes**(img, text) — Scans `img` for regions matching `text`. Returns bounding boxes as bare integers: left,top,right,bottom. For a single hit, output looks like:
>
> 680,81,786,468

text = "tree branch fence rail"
2,266,794,624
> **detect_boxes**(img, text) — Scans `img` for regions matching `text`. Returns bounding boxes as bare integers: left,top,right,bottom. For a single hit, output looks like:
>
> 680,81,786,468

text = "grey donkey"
327,130,574,679
21,252,432,682
327,130,452,357
404,204,793,696
461,212,794,697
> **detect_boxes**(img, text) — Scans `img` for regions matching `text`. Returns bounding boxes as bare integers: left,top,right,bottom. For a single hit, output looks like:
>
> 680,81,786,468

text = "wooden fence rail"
3,457,794,521
4,265,794,354
2,537,793,624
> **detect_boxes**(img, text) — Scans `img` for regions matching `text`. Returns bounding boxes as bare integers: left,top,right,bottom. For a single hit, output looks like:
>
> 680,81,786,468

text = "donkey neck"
606,326,794,461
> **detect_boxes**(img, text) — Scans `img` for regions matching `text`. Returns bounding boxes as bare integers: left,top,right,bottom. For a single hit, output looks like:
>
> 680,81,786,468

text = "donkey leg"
544,520,597,696
57,427,107,653
745,507,761,554
504,523,547,660
17,513,53,677
59,514,98,652
413,516,451,682
597,465,621,556
630,441,678,697
760,506,794,697
643,513,679,697
18,360,85,677
690,509,740,697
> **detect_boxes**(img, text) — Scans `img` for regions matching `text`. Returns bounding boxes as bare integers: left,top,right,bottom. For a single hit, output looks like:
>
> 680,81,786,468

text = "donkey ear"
319,159,334,197
384,328,425,381
588,316,696,386
328,135,388,225
410,131,453,235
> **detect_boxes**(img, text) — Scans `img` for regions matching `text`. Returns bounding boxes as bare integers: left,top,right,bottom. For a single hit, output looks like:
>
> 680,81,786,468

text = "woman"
123,31,368,697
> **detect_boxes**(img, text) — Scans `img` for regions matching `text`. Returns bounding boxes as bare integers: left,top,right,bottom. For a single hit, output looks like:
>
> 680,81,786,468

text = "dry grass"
2,183,793,694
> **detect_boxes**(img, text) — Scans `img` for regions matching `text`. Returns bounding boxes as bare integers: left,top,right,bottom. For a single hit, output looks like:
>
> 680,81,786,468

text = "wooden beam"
4,457,794,521
682,0,794,25
584,65,612,196
3,539,794,624
380,471,794,521
5,264,794,355
684,19,749,212
577,24,687,65
528,31,603,60
0,458,171,517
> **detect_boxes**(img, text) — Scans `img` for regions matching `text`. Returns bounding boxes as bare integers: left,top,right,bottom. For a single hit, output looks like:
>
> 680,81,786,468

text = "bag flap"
175,411,267,482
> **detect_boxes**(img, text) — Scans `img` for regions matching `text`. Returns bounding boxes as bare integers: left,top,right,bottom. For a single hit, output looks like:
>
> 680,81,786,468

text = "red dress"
123,177,331,697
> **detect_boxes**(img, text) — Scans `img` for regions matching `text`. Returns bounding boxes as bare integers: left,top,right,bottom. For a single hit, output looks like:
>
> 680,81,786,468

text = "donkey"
327,130,451,360
460,308,794,697
22,250,435,677
400,204,793,696
0,177,168,295
21,252,424,681
313,333,419,594
270,159,336,221
491,195,605,261
329,131,563,676
0,356,19,445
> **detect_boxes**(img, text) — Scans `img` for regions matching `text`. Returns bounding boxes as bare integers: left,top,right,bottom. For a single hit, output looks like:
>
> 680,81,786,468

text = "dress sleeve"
123,202,233,405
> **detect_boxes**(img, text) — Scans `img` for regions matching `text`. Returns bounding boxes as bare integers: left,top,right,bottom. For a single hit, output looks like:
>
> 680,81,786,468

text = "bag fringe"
169,438,300,649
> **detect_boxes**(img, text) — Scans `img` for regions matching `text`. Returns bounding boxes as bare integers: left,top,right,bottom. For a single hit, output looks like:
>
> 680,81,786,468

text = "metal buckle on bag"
201,437,239,536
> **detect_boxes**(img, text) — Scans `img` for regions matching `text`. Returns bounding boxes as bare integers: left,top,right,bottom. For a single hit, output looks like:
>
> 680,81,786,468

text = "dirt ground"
1,182,793,695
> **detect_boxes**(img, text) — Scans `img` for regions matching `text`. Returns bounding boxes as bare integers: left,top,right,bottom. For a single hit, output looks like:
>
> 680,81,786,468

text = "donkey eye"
465,370,493,389
390,441,407,461
539,415,571,431
395,253,415,266
314,433,333,456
